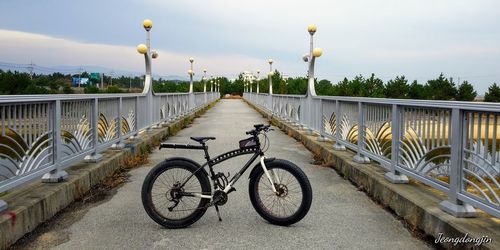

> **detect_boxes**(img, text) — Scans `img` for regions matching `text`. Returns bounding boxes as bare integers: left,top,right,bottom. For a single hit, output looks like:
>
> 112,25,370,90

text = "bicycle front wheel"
249,159,312,226
141,159,211,229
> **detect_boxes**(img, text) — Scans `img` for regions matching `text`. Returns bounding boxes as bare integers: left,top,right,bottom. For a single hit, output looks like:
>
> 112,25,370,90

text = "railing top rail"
0,92,200,103
272,94,306,98
315,95,500,111
0,93,146,103
153,92,190,96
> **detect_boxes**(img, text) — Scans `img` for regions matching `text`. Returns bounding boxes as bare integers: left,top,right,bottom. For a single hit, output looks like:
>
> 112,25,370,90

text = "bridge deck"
44,99,430,249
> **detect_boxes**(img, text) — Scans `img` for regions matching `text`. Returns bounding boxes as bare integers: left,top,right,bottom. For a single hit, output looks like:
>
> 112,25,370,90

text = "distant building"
72,77,89,86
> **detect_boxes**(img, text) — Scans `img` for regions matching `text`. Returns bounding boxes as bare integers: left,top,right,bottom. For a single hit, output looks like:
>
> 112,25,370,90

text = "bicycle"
141,124,312,228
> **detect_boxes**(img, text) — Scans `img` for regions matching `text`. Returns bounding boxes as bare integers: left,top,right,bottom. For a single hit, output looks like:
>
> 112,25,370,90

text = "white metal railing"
0,91,218,210
244,92,500,218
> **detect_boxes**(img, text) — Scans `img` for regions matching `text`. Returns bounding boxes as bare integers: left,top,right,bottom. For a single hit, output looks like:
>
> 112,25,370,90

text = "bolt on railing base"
85,153,103,163
333,143,346,151
151,123,163,129
41,170,69,183
111,142,125,150
384,172,409,184
439,200,477,218
353,154,370,164
0,200,7,212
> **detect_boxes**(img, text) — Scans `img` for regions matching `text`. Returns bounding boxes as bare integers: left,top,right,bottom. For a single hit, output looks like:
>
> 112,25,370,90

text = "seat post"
202,143,211,162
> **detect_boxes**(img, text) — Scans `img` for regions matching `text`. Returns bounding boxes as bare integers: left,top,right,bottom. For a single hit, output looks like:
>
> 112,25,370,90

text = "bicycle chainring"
213,190,228,206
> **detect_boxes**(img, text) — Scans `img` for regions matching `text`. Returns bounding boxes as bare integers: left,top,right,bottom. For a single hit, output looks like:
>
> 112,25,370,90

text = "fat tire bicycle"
141,124,312,228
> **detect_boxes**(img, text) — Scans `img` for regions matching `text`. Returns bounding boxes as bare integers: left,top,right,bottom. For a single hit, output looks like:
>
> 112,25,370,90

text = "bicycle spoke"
255,168,303,219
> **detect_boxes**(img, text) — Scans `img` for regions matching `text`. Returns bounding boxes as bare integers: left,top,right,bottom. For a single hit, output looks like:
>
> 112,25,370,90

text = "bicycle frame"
159,139,278,200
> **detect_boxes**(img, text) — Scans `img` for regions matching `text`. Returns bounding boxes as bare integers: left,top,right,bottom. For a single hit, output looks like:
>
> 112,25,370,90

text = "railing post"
317,98,328,141
353,102,370,163
333,100,346,150
0,199,6,212
439,108,477,217
85,98,103,162
112,97,125,149
42,100,69,182
130,96,139,139
384,104,408,183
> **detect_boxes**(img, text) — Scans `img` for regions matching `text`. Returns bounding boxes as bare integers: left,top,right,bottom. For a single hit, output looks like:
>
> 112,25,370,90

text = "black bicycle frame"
159,140,262,192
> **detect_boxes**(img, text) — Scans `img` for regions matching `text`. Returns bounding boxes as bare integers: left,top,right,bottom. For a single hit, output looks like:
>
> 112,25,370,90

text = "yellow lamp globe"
307,24,317,33
268,71,274,76
188,69,194,75
268,59,273,64
137,44,148,54
143,19,153,30
189,57,194,63
313,48,323,57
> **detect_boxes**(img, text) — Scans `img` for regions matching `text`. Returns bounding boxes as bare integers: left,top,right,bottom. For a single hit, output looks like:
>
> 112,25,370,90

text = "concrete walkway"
47,99,430,249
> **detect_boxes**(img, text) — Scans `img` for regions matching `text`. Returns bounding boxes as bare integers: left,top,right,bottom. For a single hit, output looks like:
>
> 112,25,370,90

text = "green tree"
384,76,409,98
408,80,428,99
315,79,335,96
105,85,123,93
425,73,457,100
456,81,477,101
484,83,500,102
84,85,100,94
364,73,385,97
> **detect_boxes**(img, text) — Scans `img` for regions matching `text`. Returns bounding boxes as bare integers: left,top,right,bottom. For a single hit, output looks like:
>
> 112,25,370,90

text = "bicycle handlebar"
245,124,272,135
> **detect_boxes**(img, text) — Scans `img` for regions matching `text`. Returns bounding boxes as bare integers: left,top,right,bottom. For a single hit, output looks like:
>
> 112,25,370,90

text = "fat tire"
249,159,312,226
141,159,211,229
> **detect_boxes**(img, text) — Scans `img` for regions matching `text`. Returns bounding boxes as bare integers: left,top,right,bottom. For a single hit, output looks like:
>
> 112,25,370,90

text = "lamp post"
188,57,195,112
203,69,207,103
203,69,207,92
268,59,273,95
256,70,260,94
267,60,274,111
188,57,194,93
210,75,214,92
137,19,159,131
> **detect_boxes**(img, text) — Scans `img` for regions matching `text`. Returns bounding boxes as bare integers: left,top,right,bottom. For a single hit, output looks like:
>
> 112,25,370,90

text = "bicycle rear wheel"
141,159,211,228
249,159,312,226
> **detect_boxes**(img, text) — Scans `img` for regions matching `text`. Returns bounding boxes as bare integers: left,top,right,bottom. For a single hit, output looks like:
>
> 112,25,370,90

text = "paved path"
51,99,430,249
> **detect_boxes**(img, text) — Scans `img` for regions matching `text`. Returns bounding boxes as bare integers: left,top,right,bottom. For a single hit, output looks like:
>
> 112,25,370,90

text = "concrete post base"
111,142,125,150
0,200,7,212
41,170,69,183
304,128,314,135
85,153,103,163
439,200,477,218
317,135,329,142
384,172,409,184
333,143,346,151
353,154,370,163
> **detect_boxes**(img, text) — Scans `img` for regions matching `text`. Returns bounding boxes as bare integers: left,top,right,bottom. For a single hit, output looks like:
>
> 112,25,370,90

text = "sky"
0,0,499,93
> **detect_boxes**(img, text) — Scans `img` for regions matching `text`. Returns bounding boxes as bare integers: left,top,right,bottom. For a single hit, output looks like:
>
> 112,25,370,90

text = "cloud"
0,29,264,80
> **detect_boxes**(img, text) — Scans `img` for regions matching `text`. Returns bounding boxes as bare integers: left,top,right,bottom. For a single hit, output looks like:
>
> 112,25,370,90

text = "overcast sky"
1,0,499,93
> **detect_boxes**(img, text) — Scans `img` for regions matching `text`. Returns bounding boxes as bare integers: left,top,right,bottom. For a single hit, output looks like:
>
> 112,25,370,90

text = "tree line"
1,69,499,102
242,71,500,102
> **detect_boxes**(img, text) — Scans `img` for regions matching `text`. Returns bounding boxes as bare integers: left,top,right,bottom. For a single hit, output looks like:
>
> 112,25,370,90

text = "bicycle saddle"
190,136,216,143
